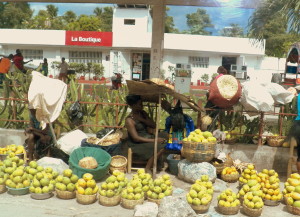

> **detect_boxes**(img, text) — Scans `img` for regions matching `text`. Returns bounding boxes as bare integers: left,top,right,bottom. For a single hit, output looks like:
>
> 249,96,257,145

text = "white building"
0,5,285,86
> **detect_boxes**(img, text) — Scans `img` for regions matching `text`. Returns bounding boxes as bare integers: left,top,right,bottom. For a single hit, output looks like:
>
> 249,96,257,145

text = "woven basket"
0,185,7,194
242,204,263,217
282,195,288,205
263,199,280,206
191,202,211,214
147,197,161,205
217,204,240,215
212,162,225,174
121,197,144,209
99,194,121,206
223,153,234,168
287,205,300,215
181,141,216,163
109,155,127,174
221,173,239,183
99,131,123,146
76,192,97,205
55,188,76,200
267,136,285,147
225,138,237,144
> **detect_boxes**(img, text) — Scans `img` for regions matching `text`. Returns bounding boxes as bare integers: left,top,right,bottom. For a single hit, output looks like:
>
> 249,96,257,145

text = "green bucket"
69,147,111,181
167,154,180,176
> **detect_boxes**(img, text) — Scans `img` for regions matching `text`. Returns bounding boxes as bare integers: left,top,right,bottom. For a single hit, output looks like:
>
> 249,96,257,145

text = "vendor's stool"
127,147,147,173
287,137,298,177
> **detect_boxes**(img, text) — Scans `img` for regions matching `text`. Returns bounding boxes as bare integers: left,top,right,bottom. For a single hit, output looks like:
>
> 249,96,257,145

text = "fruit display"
237,179,262,202
259,169,282,205
242,192,264,216
186,175,213,213
120,178,145,209
224,129,239,141
0,144,25,155
284,173,300,205
239,164,259,185
221,166,239,183
146,174,173,203
132,169,153,196
182,129,217,143
99,170,127,198
217,188,240,215
29,166,58,195
75,172,98,195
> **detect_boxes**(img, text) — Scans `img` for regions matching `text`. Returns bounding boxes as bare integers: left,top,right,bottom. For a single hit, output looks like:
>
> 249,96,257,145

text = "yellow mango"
288,178,300,187
291,173,300,180
291,192,300,200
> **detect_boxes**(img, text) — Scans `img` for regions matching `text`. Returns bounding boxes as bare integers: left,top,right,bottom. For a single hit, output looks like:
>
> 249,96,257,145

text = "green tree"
219,23,244,37
63,11,77,23
165,7,179,33
66,15,102,31
46,4,58,19
93,7,113,32
184,8,213,35
0,2,33,28
248,0,299,57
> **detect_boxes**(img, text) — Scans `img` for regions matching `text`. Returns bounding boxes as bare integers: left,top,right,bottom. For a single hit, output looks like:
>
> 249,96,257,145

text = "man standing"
58,57,69,82
0,54,13,87
13,49,33,73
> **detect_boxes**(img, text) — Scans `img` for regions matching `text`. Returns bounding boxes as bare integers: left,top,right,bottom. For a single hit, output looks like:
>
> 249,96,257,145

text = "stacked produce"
237,179,262,202
239,164,258,185
121,179,144,201
0,144,25,155
99,170,127,198
259,169,282,204
146,174,173,202
29,166,58,194
75,173,98,195
132,169,153,196
242,192,264,216
221,166,239,183
55,169,78,194
284,173,300,208
186,175,213,213
224,128,239,141
217,188,240,215
182,129,217,143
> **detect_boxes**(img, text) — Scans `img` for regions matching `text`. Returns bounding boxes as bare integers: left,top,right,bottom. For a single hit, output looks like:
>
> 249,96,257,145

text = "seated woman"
125,94,167,172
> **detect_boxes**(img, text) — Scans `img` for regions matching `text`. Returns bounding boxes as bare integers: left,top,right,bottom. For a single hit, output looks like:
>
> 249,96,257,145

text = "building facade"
0,6,285,87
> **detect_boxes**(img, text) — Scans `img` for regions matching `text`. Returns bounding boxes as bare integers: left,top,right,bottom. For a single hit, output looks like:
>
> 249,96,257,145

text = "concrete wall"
0,128,27,148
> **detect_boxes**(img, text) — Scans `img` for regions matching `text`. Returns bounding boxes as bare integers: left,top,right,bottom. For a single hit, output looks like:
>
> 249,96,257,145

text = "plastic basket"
6,186,29,196
69,147,111,181
31,192,54,200
166,154,180,176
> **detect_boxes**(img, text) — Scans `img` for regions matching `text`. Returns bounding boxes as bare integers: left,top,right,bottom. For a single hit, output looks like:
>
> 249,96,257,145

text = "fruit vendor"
13,49,33,73
125,94,168,172
25,109,52,161
0,54,13,87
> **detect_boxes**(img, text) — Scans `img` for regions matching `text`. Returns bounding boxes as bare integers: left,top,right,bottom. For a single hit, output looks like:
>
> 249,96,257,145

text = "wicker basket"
282,195,288,205
221,173,239,183
191,202,211,214
287,204,300,215
99,131,123,146
212,162,225,175
267,136,285,147
76,192,97,205
242,204,263,217
217,204,240,215
263,199,280,206
55,188,76,200
181,141,216,163
0,185,7,194
223,153,234,168
147,197,161,205
99,194,121,206
225,138,237,144
121,197,144,209
109,155,127,174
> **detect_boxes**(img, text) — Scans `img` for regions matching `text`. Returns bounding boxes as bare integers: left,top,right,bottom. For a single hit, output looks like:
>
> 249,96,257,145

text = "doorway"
222,57,237,74
142,53,150,80
132,52,151,80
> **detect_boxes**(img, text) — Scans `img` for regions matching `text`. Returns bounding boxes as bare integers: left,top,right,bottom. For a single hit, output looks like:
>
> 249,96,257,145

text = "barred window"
69,51,102,64
20,49,43,60
188,56,209,68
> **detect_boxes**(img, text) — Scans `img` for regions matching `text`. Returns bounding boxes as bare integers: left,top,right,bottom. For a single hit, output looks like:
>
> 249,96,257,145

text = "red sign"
65,31,112,47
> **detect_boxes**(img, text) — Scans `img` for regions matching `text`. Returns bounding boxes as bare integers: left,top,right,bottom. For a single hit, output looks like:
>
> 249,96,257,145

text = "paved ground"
0,170,295,217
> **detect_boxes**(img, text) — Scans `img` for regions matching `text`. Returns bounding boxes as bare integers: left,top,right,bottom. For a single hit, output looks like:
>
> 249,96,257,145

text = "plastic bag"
240,81,274,114
57,129,88,155
68,101,83,125
96,127,115,139
263,82,295,104
37,157,69,174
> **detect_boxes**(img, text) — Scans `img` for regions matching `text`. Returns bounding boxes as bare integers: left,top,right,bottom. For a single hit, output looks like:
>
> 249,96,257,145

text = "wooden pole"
153,93,161,179
258,112,264,146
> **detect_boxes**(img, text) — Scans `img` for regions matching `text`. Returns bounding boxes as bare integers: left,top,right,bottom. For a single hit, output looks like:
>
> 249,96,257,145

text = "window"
20,49,43,60
124,19,135,25
188,56,209,68
69,51,102,64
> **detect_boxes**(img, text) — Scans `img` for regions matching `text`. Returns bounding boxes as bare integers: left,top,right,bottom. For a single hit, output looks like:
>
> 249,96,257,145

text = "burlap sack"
208,75,242,108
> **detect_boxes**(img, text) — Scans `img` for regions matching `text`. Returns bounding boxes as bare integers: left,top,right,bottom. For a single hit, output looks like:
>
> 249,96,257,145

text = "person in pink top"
13,49,33,73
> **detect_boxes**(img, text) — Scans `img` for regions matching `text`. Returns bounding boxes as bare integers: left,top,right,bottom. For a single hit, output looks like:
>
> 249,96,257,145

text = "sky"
30,3,254,35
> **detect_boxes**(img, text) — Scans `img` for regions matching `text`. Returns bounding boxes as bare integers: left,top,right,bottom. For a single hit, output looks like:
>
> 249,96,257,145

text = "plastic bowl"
31,192,54,200
6,186,29,195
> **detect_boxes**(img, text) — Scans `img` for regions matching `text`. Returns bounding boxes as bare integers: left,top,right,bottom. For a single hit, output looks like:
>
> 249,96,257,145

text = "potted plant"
201,73,209,85
92,63,104,81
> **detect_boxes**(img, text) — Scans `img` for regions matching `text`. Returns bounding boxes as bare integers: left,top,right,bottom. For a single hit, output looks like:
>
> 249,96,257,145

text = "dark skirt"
286,120,300,161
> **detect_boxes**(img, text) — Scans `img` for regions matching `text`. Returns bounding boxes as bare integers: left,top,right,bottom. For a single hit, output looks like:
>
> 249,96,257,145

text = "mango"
291,173,300,180
295,186,300,193
288,178,300,187
291,192,300,200
293,200,300,208
287,186,296,193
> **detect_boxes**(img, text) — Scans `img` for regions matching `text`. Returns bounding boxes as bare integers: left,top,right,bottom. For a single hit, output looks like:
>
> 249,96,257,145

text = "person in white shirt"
58,57,69,82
